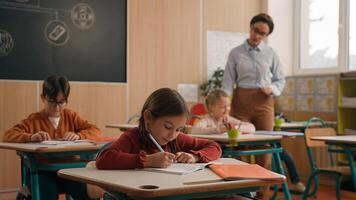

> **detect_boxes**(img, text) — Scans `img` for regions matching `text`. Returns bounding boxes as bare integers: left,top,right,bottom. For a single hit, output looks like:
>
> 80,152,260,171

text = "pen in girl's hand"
148,133,177,163
148,133,165,152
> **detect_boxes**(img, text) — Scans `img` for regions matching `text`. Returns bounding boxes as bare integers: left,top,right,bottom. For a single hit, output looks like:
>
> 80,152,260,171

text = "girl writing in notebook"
190,89,255,135
96,88,222,169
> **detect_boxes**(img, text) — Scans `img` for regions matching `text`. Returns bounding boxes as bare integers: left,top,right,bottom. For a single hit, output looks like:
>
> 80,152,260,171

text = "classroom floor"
274,185,356,200
271,175,356,200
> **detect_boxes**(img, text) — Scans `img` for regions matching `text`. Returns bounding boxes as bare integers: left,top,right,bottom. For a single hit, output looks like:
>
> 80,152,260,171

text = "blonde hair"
205,89,229,109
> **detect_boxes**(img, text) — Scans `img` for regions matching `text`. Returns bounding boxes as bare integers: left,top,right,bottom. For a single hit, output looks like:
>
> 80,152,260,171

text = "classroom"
1,0,356,200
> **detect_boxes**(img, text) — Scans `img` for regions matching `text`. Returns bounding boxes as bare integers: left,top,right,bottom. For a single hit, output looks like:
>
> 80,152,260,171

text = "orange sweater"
3,108,101,143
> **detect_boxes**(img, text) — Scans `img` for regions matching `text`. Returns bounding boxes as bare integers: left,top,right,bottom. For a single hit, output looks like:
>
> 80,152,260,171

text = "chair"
127,114,141,124
303,117,351,200
86,142,113,199
187,103,207,126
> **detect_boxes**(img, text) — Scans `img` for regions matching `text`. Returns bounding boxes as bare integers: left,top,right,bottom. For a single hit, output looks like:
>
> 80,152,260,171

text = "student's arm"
96,133,145,170
3,119,37,143
176,133,222,163
228,116,255,134
69,110,102,140
190,118,219,135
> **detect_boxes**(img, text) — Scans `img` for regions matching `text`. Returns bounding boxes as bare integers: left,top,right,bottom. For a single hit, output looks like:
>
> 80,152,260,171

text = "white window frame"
293,0,350,75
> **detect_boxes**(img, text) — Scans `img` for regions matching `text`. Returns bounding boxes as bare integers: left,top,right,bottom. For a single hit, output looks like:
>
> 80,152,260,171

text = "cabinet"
338,77,356,134
337,77,356,164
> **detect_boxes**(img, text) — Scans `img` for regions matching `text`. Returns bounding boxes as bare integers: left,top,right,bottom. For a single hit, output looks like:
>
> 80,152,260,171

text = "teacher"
222,13,285,167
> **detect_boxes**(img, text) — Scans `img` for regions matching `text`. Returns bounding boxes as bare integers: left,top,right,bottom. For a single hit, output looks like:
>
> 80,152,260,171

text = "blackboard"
0,0,127,82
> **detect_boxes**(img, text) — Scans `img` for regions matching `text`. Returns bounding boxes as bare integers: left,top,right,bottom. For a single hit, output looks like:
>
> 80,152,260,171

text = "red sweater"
96,128,222,169
3,108,101,143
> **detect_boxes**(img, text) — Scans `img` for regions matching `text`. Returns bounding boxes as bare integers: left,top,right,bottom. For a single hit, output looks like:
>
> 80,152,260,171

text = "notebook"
143,162,211,175
254,130,303,137
209,164,285,181
40,139,94,145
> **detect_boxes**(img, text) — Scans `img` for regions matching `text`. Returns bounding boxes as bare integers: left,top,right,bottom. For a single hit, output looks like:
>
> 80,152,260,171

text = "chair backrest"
191,103,207,116
304,117,336,147
187,103,207,126
127,114,141,124
95,142,112,159
305,127,337,147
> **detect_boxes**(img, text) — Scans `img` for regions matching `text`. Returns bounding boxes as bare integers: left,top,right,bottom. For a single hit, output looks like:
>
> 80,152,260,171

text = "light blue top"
222,40,285,96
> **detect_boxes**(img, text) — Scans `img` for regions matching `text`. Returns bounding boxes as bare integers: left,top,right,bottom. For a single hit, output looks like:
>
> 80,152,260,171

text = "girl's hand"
30,131,51,142
217,124,228,134
63,132,80,141
175,152,199,163
145,152,175,168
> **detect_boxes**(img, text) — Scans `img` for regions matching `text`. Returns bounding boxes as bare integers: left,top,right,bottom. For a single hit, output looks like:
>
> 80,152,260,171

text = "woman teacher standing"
222,13,285,168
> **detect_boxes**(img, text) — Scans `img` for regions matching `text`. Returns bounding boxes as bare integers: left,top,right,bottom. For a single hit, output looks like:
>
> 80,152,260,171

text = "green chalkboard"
0,0,127,82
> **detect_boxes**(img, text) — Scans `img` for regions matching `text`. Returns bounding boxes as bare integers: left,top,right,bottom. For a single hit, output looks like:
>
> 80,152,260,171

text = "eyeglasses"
251,27,269,37
46,98,67,108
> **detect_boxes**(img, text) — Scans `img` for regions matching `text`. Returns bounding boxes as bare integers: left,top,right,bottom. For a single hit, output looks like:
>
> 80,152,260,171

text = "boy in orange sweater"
3,75,101,200
3,76,101,143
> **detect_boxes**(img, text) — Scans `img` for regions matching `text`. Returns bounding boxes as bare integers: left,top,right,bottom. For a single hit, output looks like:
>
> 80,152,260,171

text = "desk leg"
30,171,40,200
344,145,356,191
272,143,291,200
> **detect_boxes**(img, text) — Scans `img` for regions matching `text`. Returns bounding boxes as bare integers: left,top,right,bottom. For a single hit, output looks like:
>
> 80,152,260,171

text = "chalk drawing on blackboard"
0,30,14,57
44,20,69,46
71,3,95,30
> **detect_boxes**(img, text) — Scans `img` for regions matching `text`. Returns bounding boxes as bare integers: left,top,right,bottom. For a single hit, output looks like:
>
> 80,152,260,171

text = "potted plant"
200,68,224,97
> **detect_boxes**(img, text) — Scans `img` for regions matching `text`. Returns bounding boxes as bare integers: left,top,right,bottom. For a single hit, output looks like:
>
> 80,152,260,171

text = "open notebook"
209,164,285,181
143,163,211,175
40,140,95,145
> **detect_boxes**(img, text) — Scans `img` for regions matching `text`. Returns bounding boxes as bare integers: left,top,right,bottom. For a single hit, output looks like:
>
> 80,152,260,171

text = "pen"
148,133,165,152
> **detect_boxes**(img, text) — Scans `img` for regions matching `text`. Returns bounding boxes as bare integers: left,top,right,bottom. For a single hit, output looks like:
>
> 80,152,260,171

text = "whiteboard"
207,31,248,78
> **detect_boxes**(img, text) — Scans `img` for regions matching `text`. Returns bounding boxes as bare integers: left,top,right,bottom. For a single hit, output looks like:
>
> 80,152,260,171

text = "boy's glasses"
251,26,269,37
46,98,67,108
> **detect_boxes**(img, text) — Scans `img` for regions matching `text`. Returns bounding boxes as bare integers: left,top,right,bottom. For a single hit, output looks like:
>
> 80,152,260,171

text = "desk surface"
0,142,104,153
58,158,285,198
310,135,356,144
278,121,337,129
192,133,281,143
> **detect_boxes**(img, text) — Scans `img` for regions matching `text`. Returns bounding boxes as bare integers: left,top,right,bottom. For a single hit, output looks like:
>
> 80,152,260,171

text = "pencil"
148,133,165,152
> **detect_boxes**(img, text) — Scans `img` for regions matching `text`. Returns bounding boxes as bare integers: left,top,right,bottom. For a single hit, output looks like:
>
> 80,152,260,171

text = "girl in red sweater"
96,88,222,169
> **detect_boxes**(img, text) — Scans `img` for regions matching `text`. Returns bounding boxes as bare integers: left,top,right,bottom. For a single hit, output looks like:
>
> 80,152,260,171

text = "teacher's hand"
261,87,273,96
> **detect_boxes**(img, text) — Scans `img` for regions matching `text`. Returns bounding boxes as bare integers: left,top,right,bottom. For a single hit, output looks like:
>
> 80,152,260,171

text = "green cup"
227,128,239,147
274,118,285,131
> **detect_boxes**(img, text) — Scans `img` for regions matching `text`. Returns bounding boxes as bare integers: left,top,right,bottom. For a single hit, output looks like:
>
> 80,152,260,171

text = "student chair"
87,142,113,199
127,114,141,124
187,103,207,126
303,117,351,200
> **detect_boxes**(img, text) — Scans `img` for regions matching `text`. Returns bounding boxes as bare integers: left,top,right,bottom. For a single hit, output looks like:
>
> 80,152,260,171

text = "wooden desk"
277,121,337,132
193,133,281,143
192,133,291,200
58,158,285,200
0,142,105,200
311,135,356,191
105,124,138,132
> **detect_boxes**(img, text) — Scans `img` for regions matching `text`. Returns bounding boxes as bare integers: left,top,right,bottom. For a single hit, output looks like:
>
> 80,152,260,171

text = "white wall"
266,0,294,76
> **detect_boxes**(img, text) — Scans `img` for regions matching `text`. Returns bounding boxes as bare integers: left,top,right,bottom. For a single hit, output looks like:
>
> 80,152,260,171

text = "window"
350,0,356,70
299,0,339,70
296,0,355,73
